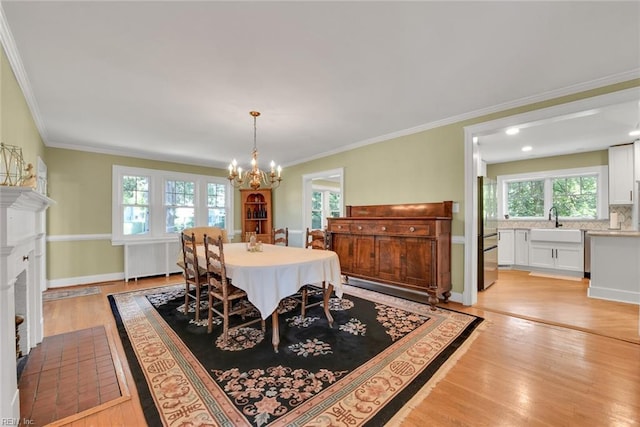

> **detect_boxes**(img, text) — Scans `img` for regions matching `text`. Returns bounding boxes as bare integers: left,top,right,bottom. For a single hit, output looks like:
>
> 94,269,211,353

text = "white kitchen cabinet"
497,229,514,265
514,229,529,266
529,241,583,272
589,232,640,305
608,144,634,205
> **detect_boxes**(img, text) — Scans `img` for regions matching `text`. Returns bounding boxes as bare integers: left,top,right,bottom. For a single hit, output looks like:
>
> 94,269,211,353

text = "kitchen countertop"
587,230,640,237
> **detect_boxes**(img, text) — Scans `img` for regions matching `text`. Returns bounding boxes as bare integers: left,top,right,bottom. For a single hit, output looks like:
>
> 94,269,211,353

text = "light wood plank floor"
477,269,640,344
38,272,639,426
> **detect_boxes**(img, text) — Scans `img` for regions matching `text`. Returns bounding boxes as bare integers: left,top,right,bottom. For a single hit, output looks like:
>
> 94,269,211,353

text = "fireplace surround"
0,187,53,420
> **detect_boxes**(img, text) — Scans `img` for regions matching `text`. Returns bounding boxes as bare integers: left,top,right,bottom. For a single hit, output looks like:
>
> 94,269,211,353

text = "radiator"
124,240,182,282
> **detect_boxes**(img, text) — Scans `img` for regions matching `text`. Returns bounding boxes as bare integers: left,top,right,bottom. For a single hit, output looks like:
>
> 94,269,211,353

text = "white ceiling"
479,97,640,164
1,1,639,169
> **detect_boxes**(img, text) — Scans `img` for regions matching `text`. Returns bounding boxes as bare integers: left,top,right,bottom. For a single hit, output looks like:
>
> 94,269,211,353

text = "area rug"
109,284,483,426
43,286,101,301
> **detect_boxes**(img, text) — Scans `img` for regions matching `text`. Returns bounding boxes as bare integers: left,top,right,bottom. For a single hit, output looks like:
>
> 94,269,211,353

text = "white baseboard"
587,286,640,305
47,272,125,288
448,291,463,304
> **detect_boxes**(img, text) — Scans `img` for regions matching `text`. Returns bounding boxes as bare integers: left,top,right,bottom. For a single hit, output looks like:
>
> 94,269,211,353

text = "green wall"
45,148,229,279
0,46,45,179
487,150,609,178
274,80,639,294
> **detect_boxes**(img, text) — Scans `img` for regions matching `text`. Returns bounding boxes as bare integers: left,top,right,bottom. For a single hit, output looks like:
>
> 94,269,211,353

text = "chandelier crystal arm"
228,111,282,190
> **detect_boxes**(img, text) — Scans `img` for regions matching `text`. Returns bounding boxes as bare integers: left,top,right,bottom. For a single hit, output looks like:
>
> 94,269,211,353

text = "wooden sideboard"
327,201,452,308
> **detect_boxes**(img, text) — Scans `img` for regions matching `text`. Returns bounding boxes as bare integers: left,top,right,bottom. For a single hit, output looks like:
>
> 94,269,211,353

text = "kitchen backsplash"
498,206,633,231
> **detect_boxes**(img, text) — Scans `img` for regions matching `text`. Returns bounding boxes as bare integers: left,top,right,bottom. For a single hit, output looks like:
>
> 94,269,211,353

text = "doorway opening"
463,87,640,306
301,168,344,243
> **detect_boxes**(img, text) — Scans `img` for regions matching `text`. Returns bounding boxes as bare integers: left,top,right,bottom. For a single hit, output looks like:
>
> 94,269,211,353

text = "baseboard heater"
124,240,182,282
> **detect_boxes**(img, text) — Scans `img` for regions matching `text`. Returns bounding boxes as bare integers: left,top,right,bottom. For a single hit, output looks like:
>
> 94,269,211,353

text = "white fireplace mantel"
0,187,54,421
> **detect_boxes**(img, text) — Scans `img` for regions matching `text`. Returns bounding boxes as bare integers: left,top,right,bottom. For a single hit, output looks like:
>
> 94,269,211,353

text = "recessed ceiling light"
630,129,640,136
521,146,532,152
506,127,519,136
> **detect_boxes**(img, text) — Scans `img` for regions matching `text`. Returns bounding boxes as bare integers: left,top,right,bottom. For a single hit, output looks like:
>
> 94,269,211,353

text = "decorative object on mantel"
20,163,37,189
0,142,25,186
228,111,282,190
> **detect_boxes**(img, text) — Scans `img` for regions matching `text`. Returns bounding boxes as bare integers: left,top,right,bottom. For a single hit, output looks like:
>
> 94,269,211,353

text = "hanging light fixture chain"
227,110,282,190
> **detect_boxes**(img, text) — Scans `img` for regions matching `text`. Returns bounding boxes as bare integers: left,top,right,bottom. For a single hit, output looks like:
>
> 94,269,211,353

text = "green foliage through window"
506,180,544,218
552,176,597,218
122,175,149,235
503,171,600,219
165,180,195,232
207,183,226,228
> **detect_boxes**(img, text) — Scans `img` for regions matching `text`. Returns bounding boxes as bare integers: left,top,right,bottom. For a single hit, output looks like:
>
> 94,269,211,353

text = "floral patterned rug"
109,284,482,426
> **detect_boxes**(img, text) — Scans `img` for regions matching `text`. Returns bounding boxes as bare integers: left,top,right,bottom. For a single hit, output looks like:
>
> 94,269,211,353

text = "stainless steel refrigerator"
478,176,498,290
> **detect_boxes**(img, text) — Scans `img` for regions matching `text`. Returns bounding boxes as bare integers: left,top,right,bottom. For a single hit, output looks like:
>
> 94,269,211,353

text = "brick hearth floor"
18,326,121,425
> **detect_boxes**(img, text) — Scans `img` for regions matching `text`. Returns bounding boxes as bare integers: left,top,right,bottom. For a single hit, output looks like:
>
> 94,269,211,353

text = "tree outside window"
311,191,323,229
552,176,597,218
122,175,149,235
502,168,603,220
165,180,195,232
312,189,341,229
207,183,226,228
506,180,544,218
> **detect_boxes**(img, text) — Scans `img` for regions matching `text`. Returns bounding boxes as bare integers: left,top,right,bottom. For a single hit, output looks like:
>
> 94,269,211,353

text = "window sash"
112,165,233,244
497,166,608,220
311,189,341,229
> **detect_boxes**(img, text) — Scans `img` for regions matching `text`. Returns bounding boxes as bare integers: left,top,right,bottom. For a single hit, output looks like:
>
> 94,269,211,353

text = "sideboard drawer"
328,221,351,233
385,222,433,236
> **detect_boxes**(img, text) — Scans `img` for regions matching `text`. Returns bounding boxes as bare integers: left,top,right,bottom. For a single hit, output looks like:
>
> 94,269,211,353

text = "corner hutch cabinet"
327,201,452,308
240,188,272,243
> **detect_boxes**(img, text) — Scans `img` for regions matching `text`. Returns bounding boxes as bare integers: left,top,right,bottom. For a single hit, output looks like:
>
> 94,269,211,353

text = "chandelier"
228,111,282,190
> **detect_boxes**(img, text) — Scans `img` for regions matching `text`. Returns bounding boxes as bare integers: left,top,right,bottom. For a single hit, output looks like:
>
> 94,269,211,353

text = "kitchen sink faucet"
548,206,562,228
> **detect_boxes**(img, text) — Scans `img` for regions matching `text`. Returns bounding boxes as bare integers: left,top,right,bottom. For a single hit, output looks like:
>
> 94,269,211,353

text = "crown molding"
46,139,229,170
0,2,637,167
0,3,49,143
289,69,640,167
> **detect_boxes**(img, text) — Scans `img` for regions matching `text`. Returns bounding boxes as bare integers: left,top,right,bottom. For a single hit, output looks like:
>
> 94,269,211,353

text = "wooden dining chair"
180,232,208,322
305,227,327,250
301,228,329,318
203,234,265,345
272,227,289,246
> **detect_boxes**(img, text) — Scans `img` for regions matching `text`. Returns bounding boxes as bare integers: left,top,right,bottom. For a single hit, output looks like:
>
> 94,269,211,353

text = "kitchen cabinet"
327,201,452,308
608,144,634,205
240,189,272,243
497,229,514,265
529,241,583,272
514,229,529,266
588,231,640,305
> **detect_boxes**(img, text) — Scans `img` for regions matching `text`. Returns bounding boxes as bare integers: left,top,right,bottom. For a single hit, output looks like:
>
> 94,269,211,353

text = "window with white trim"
112,165,233,243
165,179,195,233
207,183,226,228
311,188,341,229
122,175,150,236
498,166,608,220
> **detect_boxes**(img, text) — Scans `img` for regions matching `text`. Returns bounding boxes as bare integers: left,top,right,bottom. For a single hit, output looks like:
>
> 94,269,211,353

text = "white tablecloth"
197,243,342,320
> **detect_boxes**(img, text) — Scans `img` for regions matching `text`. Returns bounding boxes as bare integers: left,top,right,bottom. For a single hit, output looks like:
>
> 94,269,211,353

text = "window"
207,183,226,228
552,176,597,218
498,166,608,220
112,166,233,243
122,175,150,235
506,179,544,218
165,180,195,233
311,188,341,229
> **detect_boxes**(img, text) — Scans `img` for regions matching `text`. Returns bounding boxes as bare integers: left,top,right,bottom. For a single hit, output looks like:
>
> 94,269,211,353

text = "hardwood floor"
34,272,639,426
476,269,640,344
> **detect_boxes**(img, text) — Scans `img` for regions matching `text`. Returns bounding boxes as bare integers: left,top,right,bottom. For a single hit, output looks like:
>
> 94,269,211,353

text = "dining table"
194,242,343,352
